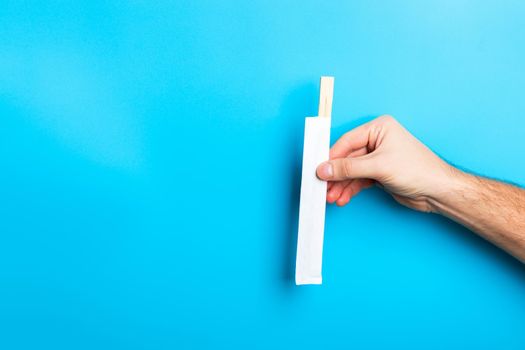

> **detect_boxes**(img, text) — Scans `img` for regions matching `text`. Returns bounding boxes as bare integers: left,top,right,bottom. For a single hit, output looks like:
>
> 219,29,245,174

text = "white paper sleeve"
295,116,331,285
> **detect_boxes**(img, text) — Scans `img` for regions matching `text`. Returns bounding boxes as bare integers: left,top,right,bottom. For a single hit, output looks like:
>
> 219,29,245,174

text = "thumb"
316,156,377,181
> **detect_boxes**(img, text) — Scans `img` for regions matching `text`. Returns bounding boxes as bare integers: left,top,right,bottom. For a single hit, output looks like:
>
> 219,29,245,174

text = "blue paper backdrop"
1,1,525,349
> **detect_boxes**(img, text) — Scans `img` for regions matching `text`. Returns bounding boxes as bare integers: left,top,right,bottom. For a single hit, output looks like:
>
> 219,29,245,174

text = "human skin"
316,115,525,262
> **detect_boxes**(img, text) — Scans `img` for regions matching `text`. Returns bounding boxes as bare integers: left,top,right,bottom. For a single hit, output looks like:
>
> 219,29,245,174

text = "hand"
316,115,455,211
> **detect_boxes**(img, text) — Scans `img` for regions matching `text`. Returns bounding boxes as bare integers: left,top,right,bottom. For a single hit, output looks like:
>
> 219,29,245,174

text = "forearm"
428,167,525,262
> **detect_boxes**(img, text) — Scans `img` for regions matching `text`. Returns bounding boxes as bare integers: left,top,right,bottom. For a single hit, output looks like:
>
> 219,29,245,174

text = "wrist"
426,164,472,214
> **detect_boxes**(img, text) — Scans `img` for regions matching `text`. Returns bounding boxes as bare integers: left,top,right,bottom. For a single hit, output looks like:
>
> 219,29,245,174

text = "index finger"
329,121,373,159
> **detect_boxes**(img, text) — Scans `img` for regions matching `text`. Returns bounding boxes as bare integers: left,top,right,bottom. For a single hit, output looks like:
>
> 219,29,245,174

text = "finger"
351,178,375,196
336,179,375,206
326,149,366,190
317,155,377,181
336,181,354,206
327,180,350,203
330,122,372,159
348,147,368,158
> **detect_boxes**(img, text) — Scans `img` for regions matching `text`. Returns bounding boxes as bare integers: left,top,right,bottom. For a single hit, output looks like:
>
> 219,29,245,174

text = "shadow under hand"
429,212,525,280
373,186,525,282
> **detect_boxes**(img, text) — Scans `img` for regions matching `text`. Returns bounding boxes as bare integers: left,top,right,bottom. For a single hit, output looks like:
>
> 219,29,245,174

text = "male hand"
317,115,525,262
316,115,454,211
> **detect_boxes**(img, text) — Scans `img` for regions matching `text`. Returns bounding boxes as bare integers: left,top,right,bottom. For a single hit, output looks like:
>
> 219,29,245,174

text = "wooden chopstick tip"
318,76,334,118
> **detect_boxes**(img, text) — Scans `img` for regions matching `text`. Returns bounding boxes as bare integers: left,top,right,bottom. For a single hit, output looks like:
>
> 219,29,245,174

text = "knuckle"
367,155,384,179
378,114,397,125
341,159,352,178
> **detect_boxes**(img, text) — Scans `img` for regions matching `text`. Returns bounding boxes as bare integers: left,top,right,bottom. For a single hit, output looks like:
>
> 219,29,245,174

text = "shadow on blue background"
277,82,319,288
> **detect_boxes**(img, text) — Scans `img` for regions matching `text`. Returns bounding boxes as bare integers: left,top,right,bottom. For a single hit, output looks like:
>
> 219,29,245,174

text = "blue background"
1,1,525,349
